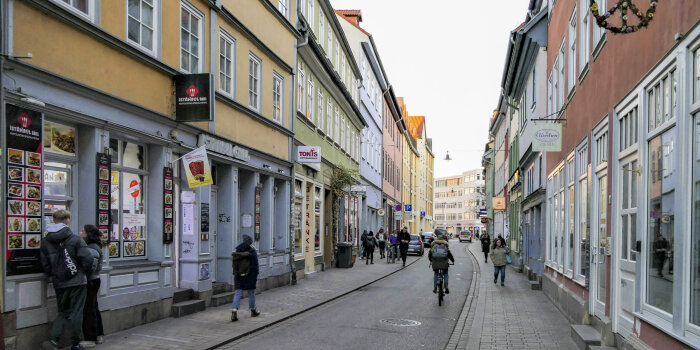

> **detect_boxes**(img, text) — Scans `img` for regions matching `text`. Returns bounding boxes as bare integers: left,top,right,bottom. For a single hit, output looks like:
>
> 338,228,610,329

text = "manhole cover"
380,318,422,327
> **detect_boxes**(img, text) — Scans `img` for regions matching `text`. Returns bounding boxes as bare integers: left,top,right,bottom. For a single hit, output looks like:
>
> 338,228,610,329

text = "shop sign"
532,122,562,152
96,153,112,245
197,134,251,162
297,146,321,163
493,197,506,211
201,203,210,241
127,179,140,198
5,104,44,276
182,146,213,188
350,185,366,195
254,187,261,241
481,217,489,224
163,167,174,243
175,74,212,122
304,184,315,273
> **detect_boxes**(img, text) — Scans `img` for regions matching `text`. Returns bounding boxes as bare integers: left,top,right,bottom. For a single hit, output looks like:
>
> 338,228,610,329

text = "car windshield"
423,233,433,237
410,235,420,241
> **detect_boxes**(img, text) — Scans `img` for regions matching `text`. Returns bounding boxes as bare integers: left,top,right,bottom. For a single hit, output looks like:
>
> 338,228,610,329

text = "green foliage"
329,165,359,248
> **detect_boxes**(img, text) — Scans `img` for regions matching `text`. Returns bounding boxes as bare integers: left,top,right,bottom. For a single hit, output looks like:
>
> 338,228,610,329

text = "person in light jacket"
490,239,510,286
231,235,260,321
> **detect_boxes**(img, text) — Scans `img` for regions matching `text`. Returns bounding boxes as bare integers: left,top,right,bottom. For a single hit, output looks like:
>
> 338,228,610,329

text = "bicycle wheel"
438,279,444,306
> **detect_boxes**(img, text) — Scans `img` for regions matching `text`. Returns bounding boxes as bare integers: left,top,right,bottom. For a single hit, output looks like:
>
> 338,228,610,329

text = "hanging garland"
590,0,658,34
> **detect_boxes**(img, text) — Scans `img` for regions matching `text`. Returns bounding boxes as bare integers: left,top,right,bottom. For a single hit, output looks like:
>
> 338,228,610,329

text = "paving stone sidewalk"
448,243,578,350
92,255,419,350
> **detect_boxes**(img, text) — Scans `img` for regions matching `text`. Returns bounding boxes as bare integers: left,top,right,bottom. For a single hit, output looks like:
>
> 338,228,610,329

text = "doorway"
210,188,218,281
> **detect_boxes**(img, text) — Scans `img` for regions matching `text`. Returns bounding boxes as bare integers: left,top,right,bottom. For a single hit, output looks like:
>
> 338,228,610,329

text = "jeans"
232,289,256,310
494,266,506,283
400,243,409,263
51,285,87,346
82,279,104,341
434,270,449,289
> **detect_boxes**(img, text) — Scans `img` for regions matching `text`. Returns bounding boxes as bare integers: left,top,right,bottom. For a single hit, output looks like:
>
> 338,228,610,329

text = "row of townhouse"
485,0,700,349
0,0,434,348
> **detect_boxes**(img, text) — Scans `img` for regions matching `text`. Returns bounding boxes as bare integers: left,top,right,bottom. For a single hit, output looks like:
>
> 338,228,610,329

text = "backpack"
365,236,375,248
432,244,449,260
378,234,385,242
52,238,79,282
232,252,252,277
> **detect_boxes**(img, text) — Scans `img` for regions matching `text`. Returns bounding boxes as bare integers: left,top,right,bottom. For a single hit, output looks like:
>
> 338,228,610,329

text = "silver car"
408,234,424,256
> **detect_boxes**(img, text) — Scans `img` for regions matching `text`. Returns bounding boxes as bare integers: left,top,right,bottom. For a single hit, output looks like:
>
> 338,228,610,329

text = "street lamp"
444,151,451,161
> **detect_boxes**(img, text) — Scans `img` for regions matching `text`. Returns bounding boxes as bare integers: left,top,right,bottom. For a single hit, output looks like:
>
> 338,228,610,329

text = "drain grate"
379,318,422,327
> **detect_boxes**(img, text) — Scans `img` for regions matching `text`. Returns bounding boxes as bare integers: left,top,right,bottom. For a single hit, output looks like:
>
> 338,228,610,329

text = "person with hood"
480,232,491,263
490,238,510,286
377,229,387,259
40,210,94,350
79,225,104,348
231,235,260,321
398,227,411,267
428,230,455,294
364,230,377,264
388,230,400,263
360,230,368,259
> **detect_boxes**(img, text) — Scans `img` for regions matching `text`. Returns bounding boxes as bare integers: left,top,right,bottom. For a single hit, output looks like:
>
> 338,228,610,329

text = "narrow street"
217,241,474,350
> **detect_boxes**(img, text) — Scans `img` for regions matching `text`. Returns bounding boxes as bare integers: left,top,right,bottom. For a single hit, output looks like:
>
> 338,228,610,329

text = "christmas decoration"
590,1,658,34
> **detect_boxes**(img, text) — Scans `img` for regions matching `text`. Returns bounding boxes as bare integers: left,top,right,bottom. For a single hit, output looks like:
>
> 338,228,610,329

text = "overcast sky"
330,0,531,178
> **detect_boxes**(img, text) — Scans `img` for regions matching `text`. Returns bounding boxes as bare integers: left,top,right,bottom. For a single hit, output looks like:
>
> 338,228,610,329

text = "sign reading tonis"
533,122,562,152
297,146,321,163
175,74,212,122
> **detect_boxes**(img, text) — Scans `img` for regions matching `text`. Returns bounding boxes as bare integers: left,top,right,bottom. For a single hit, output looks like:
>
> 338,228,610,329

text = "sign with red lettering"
297,146,321,163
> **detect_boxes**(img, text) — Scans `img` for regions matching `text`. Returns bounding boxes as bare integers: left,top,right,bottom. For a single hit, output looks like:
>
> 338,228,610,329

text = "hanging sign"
201,203,209,241
254,186,261,241
163,167,174,244
297,146,321,163
5,104,44,276
96,153,112,245
182,146,213,188
175,74,213,122
532,122,562,152
493,197,506,211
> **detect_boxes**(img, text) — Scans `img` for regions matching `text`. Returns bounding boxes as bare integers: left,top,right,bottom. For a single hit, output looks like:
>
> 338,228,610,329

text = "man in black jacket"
40,210,94,350
398,227,411,267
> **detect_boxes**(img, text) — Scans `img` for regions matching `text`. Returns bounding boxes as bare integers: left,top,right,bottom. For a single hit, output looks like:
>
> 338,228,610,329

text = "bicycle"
433,262,455,306
387,244,398,263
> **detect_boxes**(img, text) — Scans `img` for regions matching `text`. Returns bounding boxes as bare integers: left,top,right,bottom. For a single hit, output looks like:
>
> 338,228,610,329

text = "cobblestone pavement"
92,255,420,350
448,243,578,350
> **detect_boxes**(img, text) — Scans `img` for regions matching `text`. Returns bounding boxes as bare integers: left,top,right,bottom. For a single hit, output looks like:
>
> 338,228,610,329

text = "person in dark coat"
398,227,411,267
364,231,377,264
360,230,368,259
80,225,105,347
231,235,260,321
480,233,491,263
40,210,94,350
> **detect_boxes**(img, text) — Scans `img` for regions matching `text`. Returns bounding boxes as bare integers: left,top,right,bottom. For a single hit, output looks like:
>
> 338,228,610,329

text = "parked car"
408,234,424,256
421,232,435,247
459,230,473,243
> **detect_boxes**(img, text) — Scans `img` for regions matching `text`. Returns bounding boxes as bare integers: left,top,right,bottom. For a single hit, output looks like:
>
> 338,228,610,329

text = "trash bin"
336,242,354,268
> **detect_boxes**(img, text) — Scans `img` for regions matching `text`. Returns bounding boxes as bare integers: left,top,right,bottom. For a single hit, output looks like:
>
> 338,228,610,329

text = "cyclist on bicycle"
429,230,455,294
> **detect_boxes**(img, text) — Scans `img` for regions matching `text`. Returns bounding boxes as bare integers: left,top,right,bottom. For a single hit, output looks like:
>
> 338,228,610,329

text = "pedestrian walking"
365,231,377,264
653,233,669,277
491,234,506,249
388,231,400,263
377,229,387,259
398,227,411,267
40,210,94,350
231,235,260,322
480,233,491,263
79,225,104,348
360,230,368,260
490,239,510,286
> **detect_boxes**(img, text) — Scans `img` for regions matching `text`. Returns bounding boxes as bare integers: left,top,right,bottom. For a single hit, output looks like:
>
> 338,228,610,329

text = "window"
568,160,575,274
298,65,305,114
293,180,302,255
580,0,590,74
43,121,78,232
341,55,346,82
648,69,678,131
532,66,537,108
56,0,93,19
319,11,325,48
327,27,333,58
692,115,700,326
620,158,638,262
548,73,554,116
317,89,324,130
109,138,147,259
180,3,202,73
334,106,339,141
248,54,262,111
277,0,289,18
326,97,332,135
307,76,314,121
334,36,339,68
568,8,577,93
218,31,235,96
307,0,314,29
559,41,566,105
577,146,589,281
595,130,608,166
593,0,607,49
272,72,283,124
128,0,157,54
619,107,638,151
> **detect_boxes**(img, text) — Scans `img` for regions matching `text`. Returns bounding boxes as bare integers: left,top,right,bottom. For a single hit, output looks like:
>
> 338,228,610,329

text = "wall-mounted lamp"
444,151,452,161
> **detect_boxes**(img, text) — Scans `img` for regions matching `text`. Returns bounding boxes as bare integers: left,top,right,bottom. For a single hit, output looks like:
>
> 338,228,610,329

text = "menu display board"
44,121,76,156
254,186,261,241
96,153,112,244
200,203,209,241
163,167,174,244
5,104,44,275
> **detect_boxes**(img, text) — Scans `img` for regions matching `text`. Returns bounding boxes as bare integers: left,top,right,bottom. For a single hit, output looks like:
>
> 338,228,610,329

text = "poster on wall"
5,104,44,276
163,167,174,244
96,153,112,244
182,146,213,188
200,203,209,241
254,186,261,241
43,121,76,156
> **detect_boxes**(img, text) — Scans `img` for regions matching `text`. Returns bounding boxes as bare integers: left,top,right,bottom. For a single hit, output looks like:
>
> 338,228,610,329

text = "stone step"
589,346,617,350
212,282,231,294
529,280,542,290
171,299,206,318
173,288,193,304
211,291,235,307
571,325,602,350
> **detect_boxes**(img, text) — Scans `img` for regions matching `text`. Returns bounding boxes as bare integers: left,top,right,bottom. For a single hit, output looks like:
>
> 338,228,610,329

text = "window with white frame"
341,116,346,150
317,89,324,130
180,3,203,73
272,72,283,124
319,11,325,48
326,97,332,135
334,37,339,68
619,107,638,151
307,76,314,121
648,69,678,131
592,0,607,49
595,129,608,166
334,106,340,141
580,0,590,74
277,0,289,18
531,66,537,108
567,158,575,274
327,26,333,57
218,31,235,96
298,65,305,114
576,144,589,282
558,42,565,108
307,0,314,29
548,73,554,116
559,169,565,268
128,0,157,54
341,55,346,82
248,54,262,111
568,9,577,93
55,0,94,19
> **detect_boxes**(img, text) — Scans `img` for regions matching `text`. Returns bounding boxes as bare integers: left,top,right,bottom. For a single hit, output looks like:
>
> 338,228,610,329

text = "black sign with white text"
175,74,212,122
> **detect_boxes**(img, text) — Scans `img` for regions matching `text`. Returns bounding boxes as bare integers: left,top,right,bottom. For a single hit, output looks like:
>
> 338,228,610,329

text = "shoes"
403,262,406,267
79,341,96,348
371,262,374,264
433,288,437,294
494,278,497,284
251,309,261,317
42,340,59,350
501,282,505,286
445,287,450,294
70,345,85,350
96,336,104,344
366,261,369,265
231,308,238,322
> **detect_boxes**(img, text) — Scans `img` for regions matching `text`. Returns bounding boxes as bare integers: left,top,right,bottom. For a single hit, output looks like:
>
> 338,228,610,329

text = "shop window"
646,126,676,315
692,115,700,326
43,121,78,228
109,138,147,259
314,187,321,253
293,180,302,255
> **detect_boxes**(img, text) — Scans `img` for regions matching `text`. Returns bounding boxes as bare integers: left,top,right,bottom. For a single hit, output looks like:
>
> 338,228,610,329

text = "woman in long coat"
480,233,491,263
231,235,260,321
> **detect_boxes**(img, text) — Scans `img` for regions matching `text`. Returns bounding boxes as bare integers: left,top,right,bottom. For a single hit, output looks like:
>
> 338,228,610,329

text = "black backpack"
365,236,375,248
52,238,79,282
232,252,252,277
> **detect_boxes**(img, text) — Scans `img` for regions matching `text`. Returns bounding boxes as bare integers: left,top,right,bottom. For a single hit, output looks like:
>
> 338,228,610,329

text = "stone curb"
204,256,422,350
445,243,481,350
